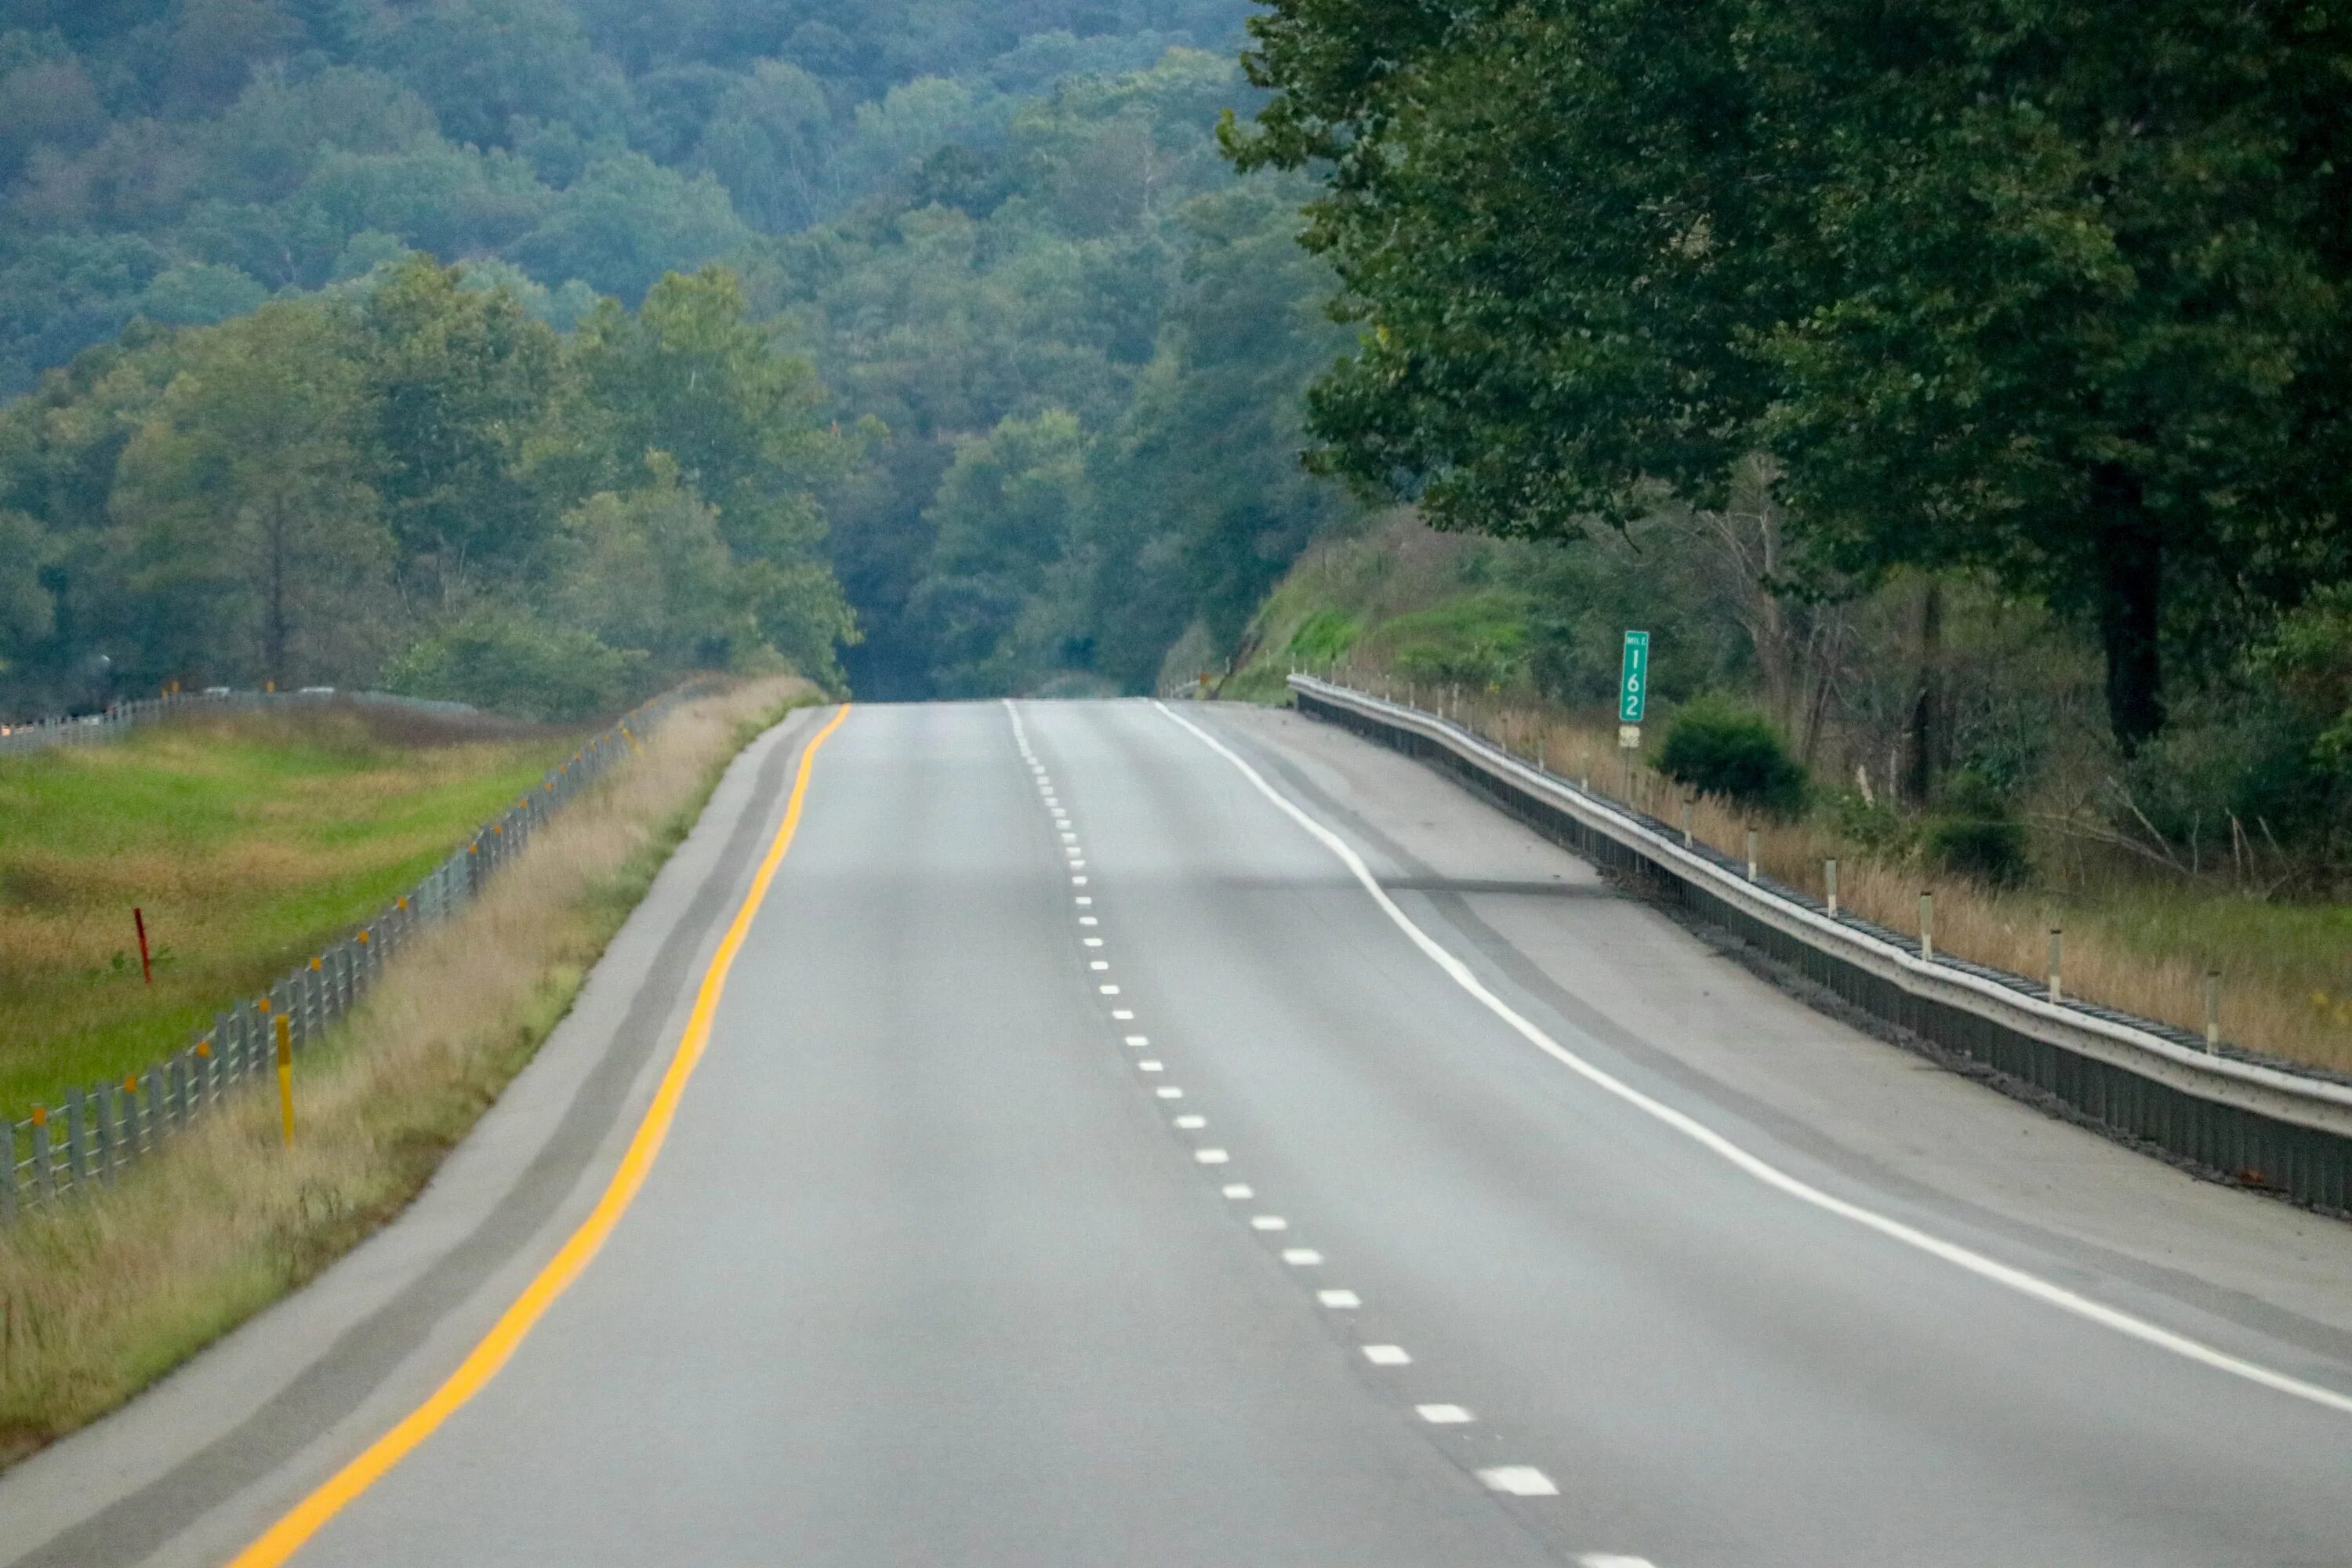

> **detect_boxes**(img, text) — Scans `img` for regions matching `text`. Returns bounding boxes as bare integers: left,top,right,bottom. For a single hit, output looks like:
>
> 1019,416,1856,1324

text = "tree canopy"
1229,0,2352,748
0,257,855,716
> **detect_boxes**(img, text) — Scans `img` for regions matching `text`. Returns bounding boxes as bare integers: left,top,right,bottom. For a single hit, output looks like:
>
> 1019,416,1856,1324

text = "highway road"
7,698,2352,1566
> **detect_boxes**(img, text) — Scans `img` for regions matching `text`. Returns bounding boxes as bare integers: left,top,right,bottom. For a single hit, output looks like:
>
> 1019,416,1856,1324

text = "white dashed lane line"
1577,1557,1660,1568
1011,706,1600,1553
1476,1467,1559,1498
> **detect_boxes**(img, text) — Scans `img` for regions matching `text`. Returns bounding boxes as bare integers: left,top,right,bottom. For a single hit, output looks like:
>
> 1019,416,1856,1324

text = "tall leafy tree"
909,406,1091,693
1229,0,2352,749
1755,0,2352,748
354,256,564,604
109,299,393,687
552,267,859,679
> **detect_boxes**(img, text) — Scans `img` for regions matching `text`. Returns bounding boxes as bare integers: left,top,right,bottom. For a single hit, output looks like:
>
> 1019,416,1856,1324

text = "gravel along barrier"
1290,673,2352,1213
0,681,713,1221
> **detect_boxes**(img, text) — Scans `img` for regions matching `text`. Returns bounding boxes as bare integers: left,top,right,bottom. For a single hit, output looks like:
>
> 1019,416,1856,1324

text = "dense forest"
0,0,1350,710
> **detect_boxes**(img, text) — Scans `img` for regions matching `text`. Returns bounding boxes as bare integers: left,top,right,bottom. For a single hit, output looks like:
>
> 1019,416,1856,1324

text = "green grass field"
0,709,575,1121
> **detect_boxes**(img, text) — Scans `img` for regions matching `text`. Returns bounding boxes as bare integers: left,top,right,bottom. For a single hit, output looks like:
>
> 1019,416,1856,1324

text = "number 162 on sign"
1618,630,1649,746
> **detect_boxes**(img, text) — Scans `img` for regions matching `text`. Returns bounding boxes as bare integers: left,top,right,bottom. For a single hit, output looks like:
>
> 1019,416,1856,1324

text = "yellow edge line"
227,702,852,1568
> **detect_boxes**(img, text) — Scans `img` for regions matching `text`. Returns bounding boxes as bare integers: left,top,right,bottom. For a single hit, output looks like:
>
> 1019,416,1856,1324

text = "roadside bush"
1924,768,2031,887
1827,786,1916,858
385,612,647,722
1659,695,1808,817
2116,696,2340,875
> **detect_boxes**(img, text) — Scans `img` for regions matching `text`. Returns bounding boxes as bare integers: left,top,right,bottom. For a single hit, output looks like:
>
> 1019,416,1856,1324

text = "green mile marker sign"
1618,630,1650,726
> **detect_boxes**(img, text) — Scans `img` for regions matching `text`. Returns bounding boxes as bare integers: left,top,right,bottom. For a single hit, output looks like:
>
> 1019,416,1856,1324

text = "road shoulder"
0,707,823,1568
1205,702,2352,1368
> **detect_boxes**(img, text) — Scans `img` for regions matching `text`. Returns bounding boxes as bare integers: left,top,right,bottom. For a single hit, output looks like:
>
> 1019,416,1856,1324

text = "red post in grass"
133,906,153,984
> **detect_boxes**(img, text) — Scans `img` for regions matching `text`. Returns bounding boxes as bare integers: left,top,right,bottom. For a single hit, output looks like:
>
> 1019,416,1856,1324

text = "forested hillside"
0,0,1353,710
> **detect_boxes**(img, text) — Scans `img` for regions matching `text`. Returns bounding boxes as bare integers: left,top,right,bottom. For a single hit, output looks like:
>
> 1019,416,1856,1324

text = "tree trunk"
2092,462,2165,753
1901,577,1944,806
265,499,289,688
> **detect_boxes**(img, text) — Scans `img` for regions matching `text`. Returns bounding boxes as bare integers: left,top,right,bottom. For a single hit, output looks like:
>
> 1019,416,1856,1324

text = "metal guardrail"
0,681,713,1223
1291,673,2352,1212
0,687,485,757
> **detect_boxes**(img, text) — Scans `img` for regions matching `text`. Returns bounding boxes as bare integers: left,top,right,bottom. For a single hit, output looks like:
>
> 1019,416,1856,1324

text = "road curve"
9,698,2352,1566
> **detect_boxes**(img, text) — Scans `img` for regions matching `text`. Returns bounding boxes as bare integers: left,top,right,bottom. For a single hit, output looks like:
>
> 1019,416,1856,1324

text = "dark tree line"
0,258,855,717
1228,0,2352,751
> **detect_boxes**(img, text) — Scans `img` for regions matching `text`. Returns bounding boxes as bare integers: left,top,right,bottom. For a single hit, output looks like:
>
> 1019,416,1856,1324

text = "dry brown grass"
0,676,815,1466
1416,690,2352,1076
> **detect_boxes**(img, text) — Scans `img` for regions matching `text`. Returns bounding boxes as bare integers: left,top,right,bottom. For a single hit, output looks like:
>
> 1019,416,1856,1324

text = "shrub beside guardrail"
1290,673,2352,1213
0,680,713,1222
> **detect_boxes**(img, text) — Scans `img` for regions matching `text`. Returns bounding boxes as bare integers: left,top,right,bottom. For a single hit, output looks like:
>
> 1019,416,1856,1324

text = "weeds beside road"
0,677,815,1466
1381,690,2352,1079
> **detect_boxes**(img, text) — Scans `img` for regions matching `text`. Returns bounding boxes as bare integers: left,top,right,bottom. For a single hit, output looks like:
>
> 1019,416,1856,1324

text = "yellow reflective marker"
275,1014,294,1147
227,704,851,1567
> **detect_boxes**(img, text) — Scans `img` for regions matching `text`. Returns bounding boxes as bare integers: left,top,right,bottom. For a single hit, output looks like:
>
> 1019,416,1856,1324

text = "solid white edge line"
1151,699,2352,1419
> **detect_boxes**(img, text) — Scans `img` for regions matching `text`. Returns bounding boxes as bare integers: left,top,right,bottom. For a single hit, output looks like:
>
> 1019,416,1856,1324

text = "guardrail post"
1919,891,1936,963
1824,858,1838,917
30,1107,52,1201
2049,929,2063,1002
2205,971,2222,1050
1745,828,1758,880
92,1085,114,1182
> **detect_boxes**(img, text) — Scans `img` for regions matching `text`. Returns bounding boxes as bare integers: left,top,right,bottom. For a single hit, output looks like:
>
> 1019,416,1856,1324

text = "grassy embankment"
0,677,815,1465
0,709,576,1123
1225,520,2352,1076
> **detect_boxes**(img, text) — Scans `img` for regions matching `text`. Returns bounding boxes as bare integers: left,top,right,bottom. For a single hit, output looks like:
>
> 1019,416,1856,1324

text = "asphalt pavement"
8,697,2350,1566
